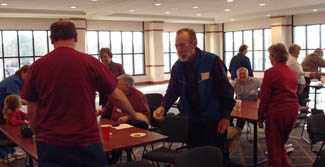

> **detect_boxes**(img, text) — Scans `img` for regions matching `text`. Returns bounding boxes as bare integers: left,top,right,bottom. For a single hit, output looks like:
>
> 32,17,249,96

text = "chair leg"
300,118,311,144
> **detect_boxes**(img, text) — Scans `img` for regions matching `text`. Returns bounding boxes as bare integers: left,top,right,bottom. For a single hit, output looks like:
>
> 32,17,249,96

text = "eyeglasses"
175,42,192,49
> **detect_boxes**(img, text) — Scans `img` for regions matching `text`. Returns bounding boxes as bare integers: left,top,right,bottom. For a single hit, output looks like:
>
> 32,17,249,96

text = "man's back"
229,53,253,80
21,46,117,146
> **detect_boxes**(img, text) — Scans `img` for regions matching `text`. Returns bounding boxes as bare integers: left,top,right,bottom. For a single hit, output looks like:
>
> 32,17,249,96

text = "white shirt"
287,55,310,85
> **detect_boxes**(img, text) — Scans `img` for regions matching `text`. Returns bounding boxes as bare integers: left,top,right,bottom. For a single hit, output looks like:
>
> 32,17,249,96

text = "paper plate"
130,132,146,137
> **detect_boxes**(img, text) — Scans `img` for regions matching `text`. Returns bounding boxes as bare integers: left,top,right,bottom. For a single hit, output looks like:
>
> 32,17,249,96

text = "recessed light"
196,14,201,16
70,6,77,9
193,6,199,9
259,3,266,6
224,9,231,12
91,0,98,1
312,9,318,12
1,3,8,6
155,3,161,6
266,14,271,17
227,0,234,2
230,18,235,21
129,9,135,12
165,11,171,14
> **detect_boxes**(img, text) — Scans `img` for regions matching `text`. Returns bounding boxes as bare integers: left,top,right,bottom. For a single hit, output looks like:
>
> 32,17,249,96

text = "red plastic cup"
101,125,111,140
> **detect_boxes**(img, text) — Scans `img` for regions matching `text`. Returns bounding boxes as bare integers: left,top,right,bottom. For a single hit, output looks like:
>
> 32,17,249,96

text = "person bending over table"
231,67,261,129
258,43,299,167
153,28,237,166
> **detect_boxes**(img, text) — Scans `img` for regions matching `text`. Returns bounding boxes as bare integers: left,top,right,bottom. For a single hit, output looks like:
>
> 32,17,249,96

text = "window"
163,32,205,73
224,28,271,71
293,24,325,65
87,31,145,75
0,30,51,79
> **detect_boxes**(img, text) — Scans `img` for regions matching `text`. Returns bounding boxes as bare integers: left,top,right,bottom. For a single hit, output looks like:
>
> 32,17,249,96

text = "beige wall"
163,23,204,32
0,18,57,30
294,12,325,26
224,18,271,32
87,20,143,31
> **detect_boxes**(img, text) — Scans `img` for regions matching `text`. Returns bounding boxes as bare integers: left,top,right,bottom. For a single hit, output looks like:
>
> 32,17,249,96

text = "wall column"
205,24,223,59
70,18,87,53
270,16,292,47
144,21,165,83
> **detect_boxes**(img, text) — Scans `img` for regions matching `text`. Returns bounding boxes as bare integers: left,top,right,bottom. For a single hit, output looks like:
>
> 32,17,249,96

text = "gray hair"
176,28,197,43
117,74,135,87
314,48,323,56
236,67,248,75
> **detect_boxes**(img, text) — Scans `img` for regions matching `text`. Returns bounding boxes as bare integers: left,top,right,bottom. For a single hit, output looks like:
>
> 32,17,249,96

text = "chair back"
307,114,325,144
160,115,189,143
174,146,223,167
144,93,164,127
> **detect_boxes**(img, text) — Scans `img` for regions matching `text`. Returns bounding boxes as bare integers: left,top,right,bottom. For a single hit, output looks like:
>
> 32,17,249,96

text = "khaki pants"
227,127,242,153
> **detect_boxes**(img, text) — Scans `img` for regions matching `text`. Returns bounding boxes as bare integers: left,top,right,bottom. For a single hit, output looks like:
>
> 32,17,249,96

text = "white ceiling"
0,0,325,23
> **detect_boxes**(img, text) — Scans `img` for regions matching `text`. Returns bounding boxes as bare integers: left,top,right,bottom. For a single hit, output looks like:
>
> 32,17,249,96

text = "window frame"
86,30,146,76
0,30,51,79
223,28,271,72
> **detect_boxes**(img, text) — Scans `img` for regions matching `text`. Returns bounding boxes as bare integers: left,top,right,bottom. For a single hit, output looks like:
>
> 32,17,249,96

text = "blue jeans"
0,133,15,159
37,141,107,167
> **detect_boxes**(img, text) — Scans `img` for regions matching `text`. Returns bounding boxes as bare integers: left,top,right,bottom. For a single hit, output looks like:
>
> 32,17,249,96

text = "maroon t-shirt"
21,47,117,147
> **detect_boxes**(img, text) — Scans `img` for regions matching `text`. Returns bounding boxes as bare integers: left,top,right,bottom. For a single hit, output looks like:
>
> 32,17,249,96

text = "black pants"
37,142,107,167
188,119,227,152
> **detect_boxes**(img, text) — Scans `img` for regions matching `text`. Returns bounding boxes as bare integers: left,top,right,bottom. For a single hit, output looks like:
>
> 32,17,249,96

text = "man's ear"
50,35,54,44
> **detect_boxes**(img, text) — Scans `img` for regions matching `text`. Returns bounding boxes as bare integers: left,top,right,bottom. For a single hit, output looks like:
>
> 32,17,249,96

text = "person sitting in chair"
230,67,262,129
97,74,150,129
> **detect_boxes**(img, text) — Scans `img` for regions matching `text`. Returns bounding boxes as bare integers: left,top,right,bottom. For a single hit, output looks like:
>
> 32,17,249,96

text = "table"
99,119,168,152
0,118,167,165
231,100,267,166
309,82,325,109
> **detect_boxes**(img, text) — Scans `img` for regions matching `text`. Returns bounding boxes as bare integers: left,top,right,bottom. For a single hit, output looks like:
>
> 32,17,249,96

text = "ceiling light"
1,3,8,6
224,9,231,12
227,0,234,2
129,9,135,12
193,6,199,9
230,18,235,21
70,6,77,9
91,0,98,1
196,14,201,16
165,11,171,14
266,14,271,17
155,3,161,6
312,9,318,12
259,3,266,6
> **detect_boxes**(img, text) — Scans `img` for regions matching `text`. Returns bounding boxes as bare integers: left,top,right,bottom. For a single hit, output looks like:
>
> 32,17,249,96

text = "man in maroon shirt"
21,20,148,167
98,74,150,130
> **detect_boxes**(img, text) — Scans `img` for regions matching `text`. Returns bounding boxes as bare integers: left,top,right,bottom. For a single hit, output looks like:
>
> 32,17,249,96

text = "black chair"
107,161,153,167
307,114,325,166
174,146,223,167
144,93,164,129
142,115,189,166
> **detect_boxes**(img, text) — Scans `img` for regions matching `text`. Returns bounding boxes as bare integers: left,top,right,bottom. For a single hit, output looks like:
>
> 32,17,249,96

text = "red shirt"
6,110,27,126
21,47,117,147
258,63,298,122
102,88,150,124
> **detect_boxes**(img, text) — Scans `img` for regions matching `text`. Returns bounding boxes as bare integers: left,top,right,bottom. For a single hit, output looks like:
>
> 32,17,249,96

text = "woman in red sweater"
258,43,299,167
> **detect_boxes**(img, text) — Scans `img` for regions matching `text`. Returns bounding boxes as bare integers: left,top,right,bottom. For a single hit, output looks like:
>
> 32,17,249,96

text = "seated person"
231,67,262,129
97,74,150,164
97,74,150,130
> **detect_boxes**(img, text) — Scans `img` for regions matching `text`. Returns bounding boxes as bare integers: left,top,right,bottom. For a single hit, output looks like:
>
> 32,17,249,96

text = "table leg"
254,122,257,166
314,88,317,109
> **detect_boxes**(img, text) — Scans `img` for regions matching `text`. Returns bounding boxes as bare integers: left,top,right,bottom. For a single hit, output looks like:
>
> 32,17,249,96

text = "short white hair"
117,74,135,87
236,67,248,75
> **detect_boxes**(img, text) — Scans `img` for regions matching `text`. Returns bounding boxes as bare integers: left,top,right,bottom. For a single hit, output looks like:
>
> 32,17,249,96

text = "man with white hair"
98,74,150,129
231,67,261,129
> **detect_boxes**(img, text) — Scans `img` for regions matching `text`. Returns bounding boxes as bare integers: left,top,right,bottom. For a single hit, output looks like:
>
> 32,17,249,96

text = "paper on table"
113,123,134,130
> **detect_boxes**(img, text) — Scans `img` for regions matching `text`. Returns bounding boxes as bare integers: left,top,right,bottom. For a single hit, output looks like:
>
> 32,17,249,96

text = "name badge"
201,72,210,81
116,108,122,113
